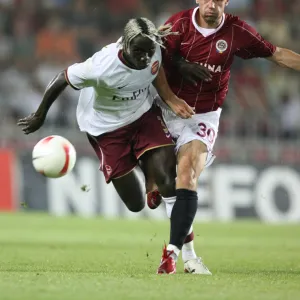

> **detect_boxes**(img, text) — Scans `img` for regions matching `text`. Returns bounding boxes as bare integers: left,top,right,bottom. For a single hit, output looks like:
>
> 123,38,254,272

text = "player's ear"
225,0,229,6
195,0,199,4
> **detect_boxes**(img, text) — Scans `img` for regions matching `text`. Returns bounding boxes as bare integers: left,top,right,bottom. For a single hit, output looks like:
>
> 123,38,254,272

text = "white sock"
162,196,176,218
167,244,180,261
182,225,197,261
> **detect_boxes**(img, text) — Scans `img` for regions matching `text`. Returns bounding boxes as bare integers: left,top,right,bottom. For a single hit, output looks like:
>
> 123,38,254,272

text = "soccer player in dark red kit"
153,0,300,274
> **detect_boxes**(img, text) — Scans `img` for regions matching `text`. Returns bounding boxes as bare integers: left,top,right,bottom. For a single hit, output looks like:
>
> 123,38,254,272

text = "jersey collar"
192,7,225,37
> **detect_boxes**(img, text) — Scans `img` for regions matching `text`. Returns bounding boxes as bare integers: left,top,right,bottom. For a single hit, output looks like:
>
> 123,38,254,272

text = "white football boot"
184,257,212,275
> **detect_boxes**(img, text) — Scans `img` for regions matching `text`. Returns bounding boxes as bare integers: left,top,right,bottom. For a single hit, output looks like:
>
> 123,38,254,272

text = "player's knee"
153,164,176,197
145,179,157,194
126,200,145,213
177,160,202,190
177,168,198,190
177,149,206,190
156,174,176,197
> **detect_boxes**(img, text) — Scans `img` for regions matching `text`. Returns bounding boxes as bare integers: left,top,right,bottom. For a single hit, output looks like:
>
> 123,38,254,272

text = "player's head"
196,0,229,26
121,18,175,70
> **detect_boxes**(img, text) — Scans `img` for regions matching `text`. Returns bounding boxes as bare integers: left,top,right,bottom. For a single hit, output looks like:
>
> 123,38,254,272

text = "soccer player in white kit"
18,18,198,269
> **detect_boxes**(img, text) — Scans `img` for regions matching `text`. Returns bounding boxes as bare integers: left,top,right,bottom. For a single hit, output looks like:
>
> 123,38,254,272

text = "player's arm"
18,57,100,135
267,47,300,71
235,21,300,71
153,66,194,119
17,71,68,135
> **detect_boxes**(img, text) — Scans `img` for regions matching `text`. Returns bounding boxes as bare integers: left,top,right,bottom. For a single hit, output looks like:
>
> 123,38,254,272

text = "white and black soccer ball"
32,135,76,178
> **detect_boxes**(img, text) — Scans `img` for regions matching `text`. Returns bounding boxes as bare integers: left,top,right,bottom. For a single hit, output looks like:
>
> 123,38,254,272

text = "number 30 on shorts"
197,122,216,144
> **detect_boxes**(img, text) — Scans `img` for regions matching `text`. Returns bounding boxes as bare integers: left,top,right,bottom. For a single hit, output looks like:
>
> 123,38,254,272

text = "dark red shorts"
87,105,174,183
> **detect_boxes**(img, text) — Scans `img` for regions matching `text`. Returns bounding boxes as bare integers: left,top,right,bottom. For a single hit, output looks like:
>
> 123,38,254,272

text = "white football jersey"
66,40,162,136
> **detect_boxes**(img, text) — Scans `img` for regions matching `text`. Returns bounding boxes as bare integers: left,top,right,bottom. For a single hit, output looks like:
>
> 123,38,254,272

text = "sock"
182,226,197,261
163,196,198,260
166,244,180,261
169,189,198,250
184,226,194,243
162,196,176,218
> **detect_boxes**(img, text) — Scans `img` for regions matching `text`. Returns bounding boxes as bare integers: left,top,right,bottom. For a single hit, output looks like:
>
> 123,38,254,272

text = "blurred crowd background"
0,0,299,140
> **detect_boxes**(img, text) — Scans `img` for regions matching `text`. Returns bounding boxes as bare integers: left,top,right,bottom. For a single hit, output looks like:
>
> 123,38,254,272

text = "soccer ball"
32,135,76,178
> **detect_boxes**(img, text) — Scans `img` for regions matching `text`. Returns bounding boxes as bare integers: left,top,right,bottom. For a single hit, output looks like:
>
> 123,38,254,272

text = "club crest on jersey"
151,61,159,75
216,40,228,54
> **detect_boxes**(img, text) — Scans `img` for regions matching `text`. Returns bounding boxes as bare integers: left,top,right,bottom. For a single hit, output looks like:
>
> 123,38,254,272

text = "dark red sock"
184,231,194,244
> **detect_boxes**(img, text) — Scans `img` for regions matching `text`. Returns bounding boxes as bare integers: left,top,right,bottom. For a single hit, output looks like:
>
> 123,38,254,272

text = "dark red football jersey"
163,8,276,113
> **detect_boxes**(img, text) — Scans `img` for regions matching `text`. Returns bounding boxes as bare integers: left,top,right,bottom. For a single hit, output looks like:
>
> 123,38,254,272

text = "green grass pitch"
0,213,299,300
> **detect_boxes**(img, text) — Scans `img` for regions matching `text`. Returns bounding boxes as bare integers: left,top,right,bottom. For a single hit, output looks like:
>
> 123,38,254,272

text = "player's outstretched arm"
267,47,300,71
17,71,68,135
153,66,195,119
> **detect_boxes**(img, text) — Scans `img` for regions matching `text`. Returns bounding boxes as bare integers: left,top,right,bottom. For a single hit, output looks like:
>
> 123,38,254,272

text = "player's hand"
177,60,213,85
165,96,195,119
17,112,45,135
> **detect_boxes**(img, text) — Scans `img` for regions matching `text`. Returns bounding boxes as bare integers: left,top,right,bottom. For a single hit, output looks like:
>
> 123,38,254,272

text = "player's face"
127,35,156,70
198,0,228,25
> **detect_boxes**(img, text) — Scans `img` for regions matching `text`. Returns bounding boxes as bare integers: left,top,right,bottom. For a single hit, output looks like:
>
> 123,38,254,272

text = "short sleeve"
65,57,99,90
234,20,276,59
65,46,114,90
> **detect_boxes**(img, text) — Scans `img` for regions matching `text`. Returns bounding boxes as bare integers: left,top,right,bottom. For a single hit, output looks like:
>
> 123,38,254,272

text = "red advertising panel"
0,149,16,211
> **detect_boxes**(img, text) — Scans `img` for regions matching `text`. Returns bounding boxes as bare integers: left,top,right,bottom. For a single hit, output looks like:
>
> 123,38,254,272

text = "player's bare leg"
112,169,146,212
112,145,176,213
139,161,162,209
139,146,176,199
157,140,211,274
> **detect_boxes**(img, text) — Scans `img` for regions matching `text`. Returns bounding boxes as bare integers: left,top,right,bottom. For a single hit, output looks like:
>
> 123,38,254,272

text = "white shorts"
155,96,222,168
